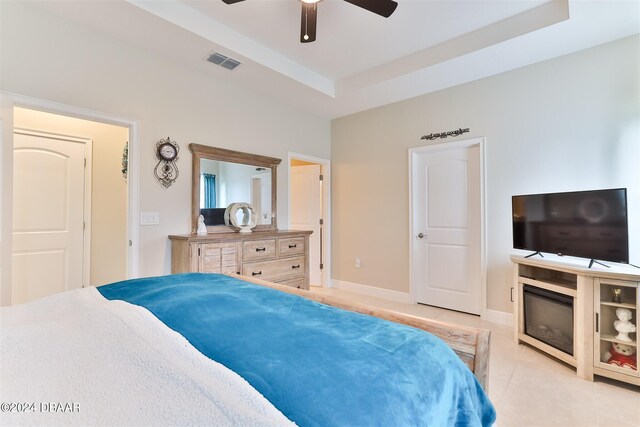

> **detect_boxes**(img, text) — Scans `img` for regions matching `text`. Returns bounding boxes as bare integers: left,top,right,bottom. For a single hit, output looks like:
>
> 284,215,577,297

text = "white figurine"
196,214,207,236
614,307,636,342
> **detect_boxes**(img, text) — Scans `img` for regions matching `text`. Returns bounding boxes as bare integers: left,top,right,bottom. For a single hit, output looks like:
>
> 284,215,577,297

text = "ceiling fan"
221,0,398,43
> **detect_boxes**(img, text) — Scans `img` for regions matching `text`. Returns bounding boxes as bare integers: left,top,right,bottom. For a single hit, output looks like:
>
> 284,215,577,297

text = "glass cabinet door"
594,279,638,376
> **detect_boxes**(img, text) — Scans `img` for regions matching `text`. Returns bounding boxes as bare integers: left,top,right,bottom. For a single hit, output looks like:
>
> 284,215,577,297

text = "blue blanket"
98,273,496,426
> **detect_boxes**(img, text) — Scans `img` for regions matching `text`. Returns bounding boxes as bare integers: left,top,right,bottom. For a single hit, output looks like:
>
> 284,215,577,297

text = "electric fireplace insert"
523,284,574,356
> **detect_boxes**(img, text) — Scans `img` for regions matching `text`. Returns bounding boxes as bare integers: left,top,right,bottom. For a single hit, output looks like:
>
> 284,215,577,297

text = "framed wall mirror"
190,144,281,233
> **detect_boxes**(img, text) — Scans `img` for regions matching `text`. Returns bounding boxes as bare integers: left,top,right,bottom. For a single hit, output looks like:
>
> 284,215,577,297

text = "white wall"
0,1,330,304
331,35,640,314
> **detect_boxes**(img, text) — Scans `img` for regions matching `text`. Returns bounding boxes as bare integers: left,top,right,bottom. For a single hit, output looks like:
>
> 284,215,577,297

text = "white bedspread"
0,287,295,426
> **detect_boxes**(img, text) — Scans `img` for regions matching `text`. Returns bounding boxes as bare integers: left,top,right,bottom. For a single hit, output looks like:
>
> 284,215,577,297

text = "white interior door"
12,131,87,304
411,141,482,315
251,173,271,225
291,165,322,286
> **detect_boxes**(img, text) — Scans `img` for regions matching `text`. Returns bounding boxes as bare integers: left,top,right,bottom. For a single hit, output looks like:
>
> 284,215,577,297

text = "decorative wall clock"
154,136,180,188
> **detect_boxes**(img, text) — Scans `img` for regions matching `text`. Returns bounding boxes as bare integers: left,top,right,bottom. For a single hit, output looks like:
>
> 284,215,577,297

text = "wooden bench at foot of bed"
227,273,491,391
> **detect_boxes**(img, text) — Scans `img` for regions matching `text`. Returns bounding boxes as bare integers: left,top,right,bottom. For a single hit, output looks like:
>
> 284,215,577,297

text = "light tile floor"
309,286,640,427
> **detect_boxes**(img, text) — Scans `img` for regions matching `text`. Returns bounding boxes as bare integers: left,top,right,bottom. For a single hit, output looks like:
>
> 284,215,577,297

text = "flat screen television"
512,188,629,265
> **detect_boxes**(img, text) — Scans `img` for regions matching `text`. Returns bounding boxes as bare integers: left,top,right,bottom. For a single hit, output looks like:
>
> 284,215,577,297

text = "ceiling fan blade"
300,2,317,43
221,0,245,4
343,0,397,18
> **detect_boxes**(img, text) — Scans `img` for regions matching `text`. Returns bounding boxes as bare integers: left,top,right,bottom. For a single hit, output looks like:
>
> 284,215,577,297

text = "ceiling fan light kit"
221,0,398,43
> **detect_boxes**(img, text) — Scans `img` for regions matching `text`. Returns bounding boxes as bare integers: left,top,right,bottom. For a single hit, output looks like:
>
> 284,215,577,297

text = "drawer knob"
252,271,262,276
292,265,301,269
256,247,266,252
288,244,297,248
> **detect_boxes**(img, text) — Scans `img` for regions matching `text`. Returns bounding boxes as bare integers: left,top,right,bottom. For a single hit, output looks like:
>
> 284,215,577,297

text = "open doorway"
288,154,330,288
11,107,130,304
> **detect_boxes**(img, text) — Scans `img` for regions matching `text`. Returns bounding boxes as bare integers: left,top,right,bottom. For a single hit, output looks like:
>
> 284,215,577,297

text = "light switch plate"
140,212,160,225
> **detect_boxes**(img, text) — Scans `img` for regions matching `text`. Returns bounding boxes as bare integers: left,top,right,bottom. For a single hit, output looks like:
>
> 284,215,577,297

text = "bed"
1,273,496,426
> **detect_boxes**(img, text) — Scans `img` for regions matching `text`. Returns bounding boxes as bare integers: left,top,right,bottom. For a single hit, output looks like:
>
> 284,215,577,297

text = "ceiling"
33,0,640,119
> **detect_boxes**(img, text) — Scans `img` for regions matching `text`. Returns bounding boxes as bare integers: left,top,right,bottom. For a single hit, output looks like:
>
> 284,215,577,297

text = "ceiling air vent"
207,52,241,70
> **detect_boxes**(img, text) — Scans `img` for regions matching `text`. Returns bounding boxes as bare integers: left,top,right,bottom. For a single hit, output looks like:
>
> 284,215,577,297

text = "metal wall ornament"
122,141,128,180
420,127,470,141
154,137,180,188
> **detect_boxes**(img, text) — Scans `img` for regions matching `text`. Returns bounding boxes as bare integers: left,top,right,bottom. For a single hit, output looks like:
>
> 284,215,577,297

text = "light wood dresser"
169,230,312,290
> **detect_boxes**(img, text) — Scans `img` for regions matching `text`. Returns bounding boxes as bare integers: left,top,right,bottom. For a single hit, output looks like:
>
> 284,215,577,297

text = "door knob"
418,233,425,239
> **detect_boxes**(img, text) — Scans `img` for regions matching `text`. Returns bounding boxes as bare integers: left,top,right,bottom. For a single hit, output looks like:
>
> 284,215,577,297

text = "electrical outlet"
355,258,361,268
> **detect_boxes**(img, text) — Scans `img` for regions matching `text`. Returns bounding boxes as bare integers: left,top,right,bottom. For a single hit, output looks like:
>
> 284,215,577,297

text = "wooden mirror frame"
190,144,281,234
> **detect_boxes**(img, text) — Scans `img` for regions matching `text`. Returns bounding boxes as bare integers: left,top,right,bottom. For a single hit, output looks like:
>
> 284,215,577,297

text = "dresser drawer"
242,256,305,281
243,239,276,262
277,237,305,257
277,276,307,290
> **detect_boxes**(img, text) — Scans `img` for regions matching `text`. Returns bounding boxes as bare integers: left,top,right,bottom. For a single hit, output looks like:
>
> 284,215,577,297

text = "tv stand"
588,259,610,269
524,251,544,259
512,255,639,386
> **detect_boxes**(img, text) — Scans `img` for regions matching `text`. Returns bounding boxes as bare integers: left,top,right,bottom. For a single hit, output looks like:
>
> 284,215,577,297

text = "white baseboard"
330,280,514,327
483,309,514,327
331,279,412,304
